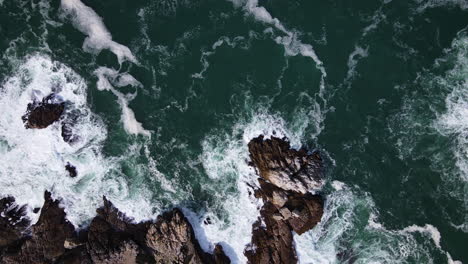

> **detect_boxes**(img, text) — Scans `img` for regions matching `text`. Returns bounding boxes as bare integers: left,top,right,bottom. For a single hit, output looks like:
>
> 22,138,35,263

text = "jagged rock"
213,245,231,264
146,209,212,263
248,135,323,193
245,202,297,264
22,94,65,129
279,208,292,220
86,217,140,264
65,163,78,178
55,245,92,264
255,179,324,234
245,136,325,263
0,197,30,248
271,191,288,208
1,191,76,264
83,197,152,264
0,195,230,264
283,192,323,235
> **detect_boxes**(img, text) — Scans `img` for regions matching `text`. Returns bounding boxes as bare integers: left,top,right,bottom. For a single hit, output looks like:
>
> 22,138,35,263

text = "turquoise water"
0,0,467,263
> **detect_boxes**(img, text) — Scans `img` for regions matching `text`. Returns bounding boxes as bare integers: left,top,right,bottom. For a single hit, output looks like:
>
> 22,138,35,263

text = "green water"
0,0,467,263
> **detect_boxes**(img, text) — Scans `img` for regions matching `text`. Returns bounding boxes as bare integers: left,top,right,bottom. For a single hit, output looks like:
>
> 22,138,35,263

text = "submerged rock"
245,136,325,264
22,94,65,129
65,163,78,178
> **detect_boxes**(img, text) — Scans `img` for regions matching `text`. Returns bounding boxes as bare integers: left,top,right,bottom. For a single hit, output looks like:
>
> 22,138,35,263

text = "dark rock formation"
0,194,231,264
245,202,297,264
248,135,323,193
0,197,30,248
22,94,65,129
256,179,323,235
146,209,222,264
65,163,78,178
245,136,325,264
1,191,75,264
214,245,231,264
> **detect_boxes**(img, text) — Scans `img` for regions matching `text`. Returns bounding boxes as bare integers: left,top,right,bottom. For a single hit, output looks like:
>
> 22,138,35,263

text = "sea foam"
294,181,461,263
60,0,137,64
94,66,151,137
0,55,152,225
194,111,307,263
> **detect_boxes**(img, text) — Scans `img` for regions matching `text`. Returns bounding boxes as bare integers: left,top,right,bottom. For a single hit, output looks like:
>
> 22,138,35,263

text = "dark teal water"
0,0,467,263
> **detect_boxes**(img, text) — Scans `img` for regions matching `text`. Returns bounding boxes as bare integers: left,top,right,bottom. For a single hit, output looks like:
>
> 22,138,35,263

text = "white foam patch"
0,55,153,225
362,8,387,37
294,182,460,263
434,35,468,183
294,189,353,263
415,0,468,12
331,180,346,191
402,224,441,248
60,0,137,64
94,67,151,137
345,45,369,84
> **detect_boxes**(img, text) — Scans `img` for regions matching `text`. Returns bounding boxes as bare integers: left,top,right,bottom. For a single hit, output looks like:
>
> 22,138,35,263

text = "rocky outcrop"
0,197,30,248
0,194,231,264
22,94,65,129
248,136,324,193
1,191,75,264
146,209,220,264
245,136,325,264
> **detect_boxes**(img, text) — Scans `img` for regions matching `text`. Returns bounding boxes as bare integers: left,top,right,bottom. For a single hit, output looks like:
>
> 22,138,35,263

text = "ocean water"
0,0,467,263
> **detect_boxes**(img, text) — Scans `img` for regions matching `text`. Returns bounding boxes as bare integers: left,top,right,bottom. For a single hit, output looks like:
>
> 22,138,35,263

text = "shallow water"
0,0,467,263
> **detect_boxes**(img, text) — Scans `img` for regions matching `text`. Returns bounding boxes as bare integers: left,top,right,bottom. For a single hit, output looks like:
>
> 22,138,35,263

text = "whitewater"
0,0,467,263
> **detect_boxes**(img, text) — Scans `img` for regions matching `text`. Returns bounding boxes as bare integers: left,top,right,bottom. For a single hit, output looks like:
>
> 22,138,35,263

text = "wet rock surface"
0,194,231,264
0,197,30,249
248,135,324,193
1,191,75,264
22,94,65,129
245,136,325,264
146,209,222,264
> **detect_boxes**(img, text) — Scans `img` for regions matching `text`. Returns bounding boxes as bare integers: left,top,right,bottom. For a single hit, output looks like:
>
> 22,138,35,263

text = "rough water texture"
0,0,467,263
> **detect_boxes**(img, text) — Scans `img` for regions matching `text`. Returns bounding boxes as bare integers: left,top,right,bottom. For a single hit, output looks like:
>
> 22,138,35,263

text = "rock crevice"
244,136,325,264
